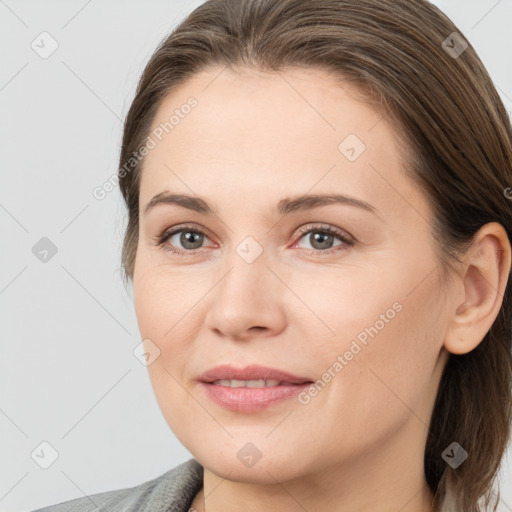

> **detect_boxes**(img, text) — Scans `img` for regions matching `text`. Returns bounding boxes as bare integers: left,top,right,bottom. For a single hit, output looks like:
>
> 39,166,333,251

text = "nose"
203,248,287,341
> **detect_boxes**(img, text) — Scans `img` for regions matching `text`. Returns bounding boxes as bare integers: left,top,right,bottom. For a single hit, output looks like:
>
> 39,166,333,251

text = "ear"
444,222,511,355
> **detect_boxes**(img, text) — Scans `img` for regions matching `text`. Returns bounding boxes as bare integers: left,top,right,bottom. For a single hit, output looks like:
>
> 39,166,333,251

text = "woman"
33,0,512,511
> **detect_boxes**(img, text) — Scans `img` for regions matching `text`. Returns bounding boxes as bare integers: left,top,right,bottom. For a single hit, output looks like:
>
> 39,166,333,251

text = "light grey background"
1,1,511,511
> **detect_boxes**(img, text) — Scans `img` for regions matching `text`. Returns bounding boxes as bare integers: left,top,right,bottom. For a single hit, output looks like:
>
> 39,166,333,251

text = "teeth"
212,379,281,387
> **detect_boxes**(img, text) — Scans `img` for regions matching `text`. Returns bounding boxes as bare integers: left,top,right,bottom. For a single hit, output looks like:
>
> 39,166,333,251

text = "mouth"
198,364,313,386
198,364,314,412
210,378,303,387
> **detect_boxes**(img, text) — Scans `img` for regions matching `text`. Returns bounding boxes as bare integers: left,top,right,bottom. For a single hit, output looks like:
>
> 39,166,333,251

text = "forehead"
138,66,428,222
147,66,388,148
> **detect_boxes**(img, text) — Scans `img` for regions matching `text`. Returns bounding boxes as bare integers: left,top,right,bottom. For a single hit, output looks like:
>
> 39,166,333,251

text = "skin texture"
132,66,511,512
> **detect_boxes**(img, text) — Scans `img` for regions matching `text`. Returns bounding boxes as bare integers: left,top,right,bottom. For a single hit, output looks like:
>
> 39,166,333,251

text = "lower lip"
200,382,311,412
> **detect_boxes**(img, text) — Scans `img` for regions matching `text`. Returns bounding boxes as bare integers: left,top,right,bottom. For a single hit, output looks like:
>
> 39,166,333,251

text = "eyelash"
155,223,355,257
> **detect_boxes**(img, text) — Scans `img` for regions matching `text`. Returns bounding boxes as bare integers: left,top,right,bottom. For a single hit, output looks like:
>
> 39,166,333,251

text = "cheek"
327,268,443,428
300,260,444,427
133,257,201,340
132,260,209,400
133,270,195,427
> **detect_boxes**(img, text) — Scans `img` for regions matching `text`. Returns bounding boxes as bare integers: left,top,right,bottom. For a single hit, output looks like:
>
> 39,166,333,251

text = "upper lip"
198,364,313,384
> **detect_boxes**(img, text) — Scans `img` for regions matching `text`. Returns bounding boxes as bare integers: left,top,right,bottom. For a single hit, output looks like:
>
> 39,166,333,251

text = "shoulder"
31,458,203,512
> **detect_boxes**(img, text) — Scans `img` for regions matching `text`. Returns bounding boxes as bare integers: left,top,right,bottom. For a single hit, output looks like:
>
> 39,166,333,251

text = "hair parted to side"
117,1,512,510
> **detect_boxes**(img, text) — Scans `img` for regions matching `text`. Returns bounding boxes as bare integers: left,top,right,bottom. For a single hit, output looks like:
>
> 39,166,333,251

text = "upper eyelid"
295,223,353,239
164,223,347,236
163,223,215,243
162,223,353,247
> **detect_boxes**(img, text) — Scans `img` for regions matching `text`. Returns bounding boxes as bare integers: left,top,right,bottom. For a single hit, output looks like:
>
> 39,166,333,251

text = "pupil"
312,232,332,250
182,231,202,249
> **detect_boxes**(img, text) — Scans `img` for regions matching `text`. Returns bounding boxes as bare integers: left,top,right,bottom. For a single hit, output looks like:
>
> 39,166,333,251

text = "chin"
188,439,313,484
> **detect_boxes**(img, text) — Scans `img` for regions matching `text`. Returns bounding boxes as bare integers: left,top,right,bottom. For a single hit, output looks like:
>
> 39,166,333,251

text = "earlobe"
443,222,511,356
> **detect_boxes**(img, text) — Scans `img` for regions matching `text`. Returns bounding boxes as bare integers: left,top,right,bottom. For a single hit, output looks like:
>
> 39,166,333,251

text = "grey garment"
31,458,204,512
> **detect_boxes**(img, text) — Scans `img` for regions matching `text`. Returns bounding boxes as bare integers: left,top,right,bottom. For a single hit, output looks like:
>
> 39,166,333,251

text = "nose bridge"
218,234,271,301
203,234,285,338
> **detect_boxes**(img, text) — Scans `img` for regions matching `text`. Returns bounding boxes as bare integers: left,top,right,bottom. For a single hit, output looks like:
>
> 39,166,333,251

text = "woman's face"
133,66,453,483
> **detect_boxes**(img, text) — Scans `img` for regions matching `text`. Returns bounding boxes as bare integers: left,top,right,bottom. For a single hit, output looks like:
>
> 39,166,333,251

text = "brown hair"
117,1,512,510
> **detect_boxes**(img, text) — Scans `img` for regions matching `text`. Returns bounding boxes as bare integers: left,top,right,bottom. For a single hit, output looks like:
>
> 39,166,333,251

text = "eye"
155,224,214,256
155,223,355,257
292,224,355,255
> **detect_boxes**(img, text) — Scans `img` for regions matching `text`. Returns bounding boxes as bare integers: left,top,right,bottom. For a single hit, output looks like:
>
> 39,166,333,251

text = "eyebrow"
143,192,379,217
